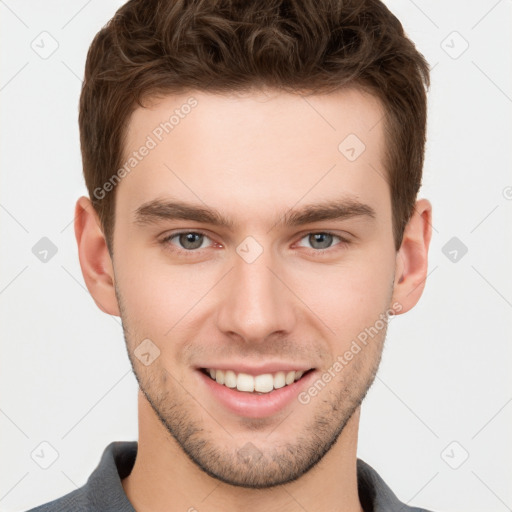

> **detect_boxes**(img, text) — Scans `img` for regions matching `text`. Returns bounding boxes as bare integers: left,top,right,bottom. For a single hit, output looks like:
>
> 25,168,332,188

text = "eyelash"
159,230,351,257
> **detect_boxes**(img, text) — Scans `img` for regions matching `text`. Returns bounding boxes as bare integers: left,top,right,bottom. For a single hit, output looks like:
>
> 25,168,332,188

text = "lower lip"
197,369,316,418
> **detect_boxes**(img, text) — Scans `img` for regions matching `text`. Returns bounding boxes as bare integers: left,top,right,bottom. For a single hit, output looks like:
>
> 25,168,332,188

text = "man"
27,0,435,510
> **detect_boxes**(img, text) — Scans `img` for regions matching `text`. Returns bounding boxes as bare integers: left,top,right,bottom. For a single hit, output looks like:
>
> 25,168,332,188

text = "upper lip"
197,363,314,376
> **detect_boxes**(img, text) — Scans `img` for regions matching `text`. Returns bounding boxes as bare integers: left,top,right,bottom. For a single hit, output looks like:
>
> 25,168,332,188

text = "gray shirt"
25,441,435,511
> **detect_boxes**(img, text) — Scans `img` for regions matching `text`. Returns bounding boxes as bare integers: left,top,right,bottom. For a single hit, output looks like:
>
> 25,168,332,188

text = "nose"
215,245,297,344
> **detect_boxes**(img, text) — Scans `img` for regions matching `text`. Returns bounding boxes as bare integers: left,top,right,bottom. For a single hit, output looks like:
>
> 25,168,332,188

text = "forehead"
118,87,388,223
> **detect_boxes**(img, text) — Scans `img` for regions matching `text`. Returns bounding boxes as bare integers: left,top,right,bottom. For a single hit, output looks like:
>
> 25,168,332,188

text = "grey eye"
177,232,206,250
299,233,338,250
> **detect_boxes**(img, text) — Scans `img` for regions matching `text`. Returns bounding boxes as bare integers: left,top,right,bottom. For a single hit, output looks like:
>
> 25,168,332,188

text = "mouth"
200,367,315,395
197,365,317,418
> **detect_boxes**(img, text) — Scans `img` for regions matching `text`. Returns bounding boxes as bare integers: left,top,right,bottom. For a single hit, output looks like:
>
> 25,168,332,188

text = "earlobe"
74,196,121,317
391,198,433,315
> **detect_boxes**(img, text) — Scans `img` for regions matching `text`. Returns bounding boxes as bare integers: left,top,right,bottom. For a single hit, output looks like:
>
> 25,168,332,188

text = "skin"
75,87,432,512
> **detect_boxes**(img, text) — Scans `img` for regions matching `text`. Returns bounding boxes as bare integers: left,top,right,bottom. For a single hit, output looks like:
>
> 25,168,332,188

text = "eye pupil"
309,233,333,249
179,232,203,250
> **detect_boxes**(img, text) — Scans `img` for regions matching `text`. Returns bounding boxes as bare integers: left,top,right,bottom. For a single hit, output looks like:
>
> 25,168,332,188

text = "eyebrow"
133,197,376,230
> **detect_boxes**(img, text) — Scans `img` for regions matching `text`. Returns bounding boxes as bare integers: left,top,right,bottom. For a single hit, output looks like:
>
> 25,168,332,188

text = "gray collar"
27,441,435,512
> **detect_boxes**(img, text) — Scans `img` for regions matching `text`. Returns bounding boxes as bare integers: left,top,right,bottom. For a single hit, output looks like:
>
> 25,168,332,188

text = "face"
110,88,399,488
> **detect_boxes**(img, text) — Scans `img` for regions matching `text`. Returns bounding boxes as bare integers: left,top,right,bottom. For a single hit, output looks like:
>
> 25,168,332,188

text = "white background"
1,1,511,511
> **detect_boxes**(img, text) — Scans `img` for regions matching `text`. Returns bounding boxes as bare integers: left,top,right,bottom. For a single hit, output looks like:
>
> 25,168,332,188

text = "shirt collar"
82,441,427,512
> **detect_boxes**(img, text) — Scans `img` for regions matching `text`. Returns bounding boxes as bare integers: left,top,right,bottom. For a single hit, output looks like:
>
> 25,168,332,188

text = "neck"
122,390,363,512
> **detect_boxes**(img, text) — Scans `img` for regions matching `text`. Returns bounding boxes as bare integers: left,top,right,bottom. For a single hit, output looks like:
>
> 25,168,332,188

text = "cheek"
116,254,217,339
291,245,395,338
115,228,395,342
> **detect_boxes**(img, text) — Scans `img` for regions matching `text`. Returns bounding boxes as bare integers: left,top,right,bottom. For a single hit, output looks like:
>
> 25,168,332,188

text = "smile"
201,368,312,394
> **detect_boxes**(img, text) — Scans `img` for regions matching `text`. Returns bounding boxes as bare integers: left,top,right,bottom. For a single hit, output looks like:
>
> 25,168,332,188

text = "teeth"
237,373,254,392
224,370,237,388
273,371,286,389
254,374,274,393
205,368,308,393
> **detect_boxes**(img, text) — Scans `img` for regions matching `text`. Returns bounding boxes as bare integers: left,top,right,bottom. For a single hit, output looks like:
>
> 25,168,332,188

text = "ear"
391,198,433,315
74,196,120,316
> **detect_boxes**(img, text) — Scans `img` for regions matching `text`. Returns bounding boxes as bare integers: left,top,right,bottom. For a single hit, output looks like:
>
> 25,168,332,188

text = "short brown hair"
79,0,430,254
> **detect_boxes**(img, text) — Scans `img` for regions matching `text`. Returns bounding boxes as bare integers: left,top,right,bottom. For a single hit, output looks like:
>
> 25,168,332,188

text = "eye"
159,230,350,257
296,232,349,252
161,231,214,253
